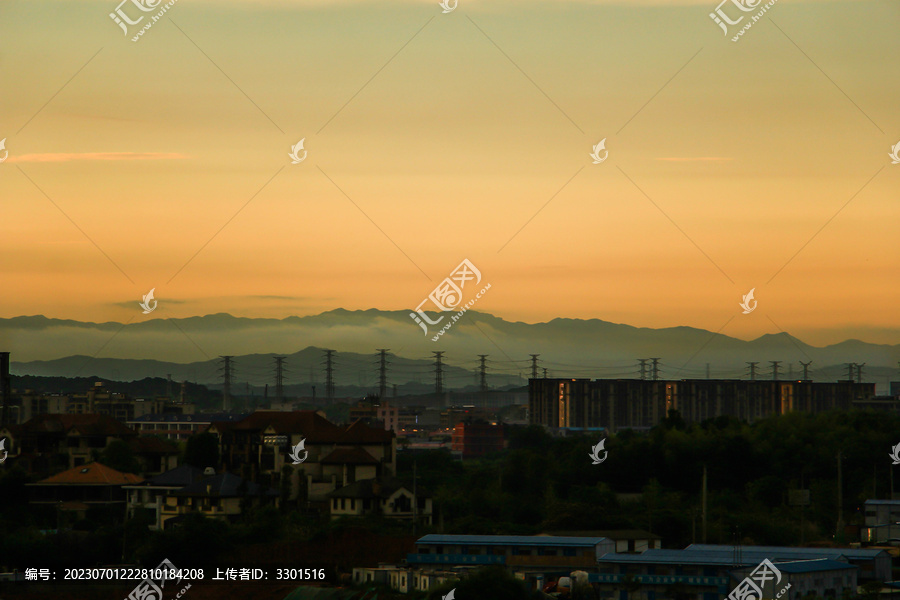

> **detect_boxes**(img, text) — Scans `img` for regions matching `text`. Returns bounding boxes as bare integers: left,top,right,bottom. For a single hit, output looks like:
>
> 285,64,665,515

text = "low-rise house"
124,464,205,530
2,413,137,472
207,411,395,506
327,477,432,523
128,436,179,475
160,471,277,529
27,462,143,522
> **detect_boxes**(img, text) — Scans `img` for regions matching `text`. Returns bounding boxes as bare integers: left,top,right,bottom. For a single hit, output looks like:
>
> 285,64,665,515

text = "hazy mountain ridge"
2,310,897,391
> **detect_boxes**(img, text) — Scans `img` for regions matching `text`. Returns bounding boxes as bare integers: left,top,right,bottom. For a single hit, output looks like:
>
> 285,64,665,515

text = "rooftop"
32,462,144,486
416,534,609,548
15,414,137,438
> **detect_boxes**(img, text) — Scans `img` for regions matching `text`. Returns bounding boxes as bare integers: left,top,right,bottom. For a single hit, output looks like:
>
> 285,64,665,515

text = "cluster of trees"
2,408,898,573
402,409,900,546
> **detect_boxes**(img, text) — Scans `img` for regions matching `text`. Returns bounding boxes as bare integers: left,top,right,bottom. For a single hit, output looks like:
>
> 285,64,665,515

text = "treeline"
401,409,900,547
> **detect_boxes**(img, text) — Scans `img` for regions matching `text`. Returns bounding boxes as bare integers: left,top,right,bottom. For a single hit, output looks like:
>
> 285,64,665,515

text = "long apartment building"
530,378,879,431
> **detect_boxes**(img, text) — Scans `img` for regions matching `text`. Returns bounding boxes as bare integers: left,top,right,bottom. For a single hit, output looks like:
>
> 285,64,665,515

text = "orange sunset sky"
0,0,897,346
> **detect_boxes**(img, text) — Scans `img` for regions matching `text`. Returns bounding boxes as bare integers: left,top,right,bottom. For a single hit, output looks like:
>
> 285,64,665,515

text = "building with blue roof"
730,559,857,600
408,534,614,571
594,544,886,600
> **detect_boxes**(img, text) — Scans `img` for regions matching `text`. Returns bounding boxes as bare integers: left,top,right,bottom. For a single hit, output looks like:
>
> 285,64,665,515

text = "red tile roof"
35,462,144,486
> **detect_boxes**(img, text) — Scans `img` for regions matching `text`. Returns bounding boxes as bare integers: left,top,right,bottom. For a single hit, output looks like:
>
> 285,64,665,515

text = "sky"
0,0,898,347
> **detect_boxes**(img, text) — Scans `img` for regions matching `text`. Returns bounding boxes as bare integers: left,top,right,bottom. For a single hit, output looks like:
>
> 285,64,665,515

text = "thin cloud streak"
9,152,189,163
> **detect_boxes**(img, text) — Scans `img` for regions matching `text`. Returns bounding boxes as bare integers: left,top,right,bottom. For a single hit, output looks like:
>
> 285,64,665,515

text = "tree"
98,440,141,474
183,433,219,469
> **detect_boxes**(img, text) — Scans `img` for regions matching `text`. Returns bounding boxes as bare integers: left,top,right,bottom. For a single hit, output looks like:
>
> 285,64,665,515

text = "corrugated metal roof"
416,534,608,547
769,559,857,574
598,550,756,566
864,499,900,506
686,544,888,559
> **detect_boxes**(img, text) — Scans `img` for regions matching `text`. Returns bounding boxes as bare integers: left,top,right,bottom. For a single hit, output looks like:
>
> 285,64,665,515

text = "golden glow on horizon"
0,0,897,347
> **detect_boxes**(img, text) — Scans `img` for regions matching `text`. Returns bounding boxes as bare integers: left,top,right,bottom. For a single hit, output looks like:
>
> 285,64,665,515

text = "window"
341,498,345,509
350,499,355,510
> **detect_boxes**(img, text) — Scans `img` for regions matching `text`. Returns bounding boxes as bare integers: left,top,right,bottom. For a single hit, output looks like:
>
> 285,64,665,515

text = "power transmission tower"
846,363,856,382
219,356,234,411
530,354,540,380
433,351,445,396
770,361,781,381
650,358,660,381
799,361,812,381
747,362,759,381
478,355,488,392
166,373,173,399
638,359,648,380
377,349,390,399
324,350,335,401
274,356,286,403
857,363,866,384
543,368,548,379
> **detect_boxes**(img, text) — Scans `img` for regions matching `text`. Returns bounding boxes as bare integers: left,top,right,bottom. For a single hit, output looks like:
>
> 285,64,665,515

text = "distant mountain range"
2,310,898,392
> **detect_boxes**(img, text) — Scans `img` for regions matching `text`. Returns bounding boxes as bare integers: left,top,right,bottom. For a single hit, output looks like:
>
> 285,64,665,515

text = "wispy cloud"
9,152,188,163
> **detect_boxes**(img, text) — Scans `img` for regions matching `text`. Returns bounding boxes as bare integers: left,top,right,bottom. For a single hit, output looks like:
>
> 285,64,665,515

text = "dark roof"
16,414,136,438
685,544,888,560
144,465,205,487
343,420,393,444
545,530,661,541
599,546,886,567
329,477,408,499
174,472,277,498
32,462,144,486
321,447,379,465
767,559,857,574
231,411,345,442
417,534,609,548
128,436,179,454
